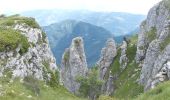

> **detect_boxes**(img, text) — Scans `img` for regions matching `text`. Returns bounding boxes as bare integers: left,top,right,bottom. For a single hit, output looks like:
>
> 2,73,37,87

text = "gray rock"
136,0,170,62
119,41,128,71
138,0,170,91
105,73,115,96
97,38,117,80
0,24,58,80
139,40,161,86
60,37,88,94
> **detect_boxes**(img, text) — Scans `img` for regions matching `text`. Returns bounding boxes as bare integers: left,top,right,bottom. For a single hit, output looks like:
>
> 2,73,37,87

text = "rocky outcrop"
136,0,170,62
60,37,88,94
0,23,57,80
97,38,116,96
137,0,170,91
97,38,117,80
119,40,128,71
103,72,115,96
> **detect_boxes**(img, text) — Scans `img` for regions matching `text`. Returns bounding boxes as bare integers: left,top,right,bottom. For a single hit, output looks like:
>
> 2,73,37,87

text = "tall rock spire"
60,37,88,93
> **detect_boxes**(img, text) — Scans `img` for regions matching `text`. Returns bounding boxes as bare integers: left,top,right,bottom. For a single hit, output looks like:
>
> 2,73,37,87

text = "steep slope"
135,81,170,100
0,15,84,100
43,20,113,66
0,15,57,80
135,0,170,91
22,10,145,36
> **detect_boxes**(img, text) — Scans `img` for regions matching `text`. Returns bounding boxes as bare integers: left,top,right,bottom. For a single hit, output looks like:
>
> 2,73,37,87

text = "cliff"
0,15,58,81
136,0,170,91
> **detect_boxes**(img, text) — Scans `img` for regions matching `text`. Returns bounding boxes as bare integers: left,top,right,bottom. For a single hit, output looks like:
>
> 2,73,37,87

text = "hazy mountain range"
22,9,145,36
43,20,114,66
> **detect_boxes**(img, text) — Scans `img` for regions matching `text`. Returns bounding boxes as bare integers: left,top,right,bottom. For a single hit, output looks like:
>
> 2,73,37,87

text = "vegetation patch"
64,51,70,61
163,0,170,10
109,36,143,99
0,27,29,53
42,61,59,88
0,14,40,28
113,45,143,99
23,76,40,96
135,81,170,100
110,49,121,75
146,27,157,43
160,33,170,51
76,67,103,99
0,78,83,100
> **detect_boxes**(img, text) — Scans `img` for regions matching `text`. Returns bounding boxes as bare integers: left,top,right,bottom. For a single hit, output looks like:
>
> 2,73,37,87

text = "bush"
0,27,29,53
23,76,40,96
76,68,103,99
42,61,59,88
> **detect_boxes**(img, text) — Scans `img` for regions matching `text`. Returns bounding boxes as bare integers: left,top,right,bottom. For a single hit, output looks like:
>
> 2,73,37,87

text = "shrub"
42,61,59,87
76,68,103,99
23,76,40,96
0,27,29,53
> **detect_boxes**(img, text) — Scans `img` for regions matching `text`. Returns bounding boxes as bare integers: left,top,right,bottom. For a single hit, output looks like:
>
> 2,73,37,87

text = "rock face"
97,38,117,80
60,37,88,94
97,38,116,96
103,72,115,96
136,0,170,91
0,23,57,80
119,40,128,71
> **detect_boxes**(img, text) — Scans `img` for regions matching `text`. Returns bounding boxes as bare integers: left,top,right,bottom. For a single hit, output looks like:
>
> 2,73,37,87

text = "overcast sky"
0,0,162,15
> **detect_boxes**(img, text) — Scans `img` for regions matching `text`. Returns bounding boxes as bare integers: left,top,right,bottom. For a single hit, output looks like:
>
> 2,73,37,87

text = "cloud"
0,0,162,14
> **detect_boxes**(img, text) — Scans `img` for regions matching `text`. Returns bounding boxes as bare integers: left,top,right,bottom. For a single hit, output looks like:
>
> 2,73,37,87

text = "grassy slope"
104,35,143,99
135,81,170,100
113,43,143,99
0,78,84,100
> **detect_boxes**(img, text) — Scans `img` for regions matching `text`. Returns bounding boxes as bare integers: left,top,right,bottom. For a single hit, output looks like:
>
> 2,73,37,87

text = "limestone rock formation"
119,40,128,71
60,37,88,94
136,0,170,62
0,21,57,80
104,72,115,96
97,38,117,80
136,0,170,91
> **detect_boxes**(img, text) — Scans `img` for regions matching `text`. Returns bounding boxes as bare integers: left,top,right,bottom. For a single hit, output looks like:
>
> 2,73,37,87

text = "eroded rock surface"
60,37,88,93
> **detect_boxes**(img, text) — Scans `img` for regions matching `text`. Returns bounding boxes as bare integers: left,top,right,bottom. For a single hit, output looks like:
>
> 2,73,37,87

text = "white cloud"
0,0,162,14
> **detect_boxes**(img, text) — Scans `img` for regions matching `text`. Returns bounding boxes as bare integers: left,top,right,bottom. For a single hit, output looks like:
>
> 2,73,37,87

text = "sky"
0,0,162,15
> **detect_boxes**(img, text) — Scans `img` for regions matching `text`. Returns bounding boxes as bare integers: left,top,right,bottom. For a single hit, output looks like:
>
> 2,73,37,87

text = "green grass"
160,33,170,51
0,27,29,53
64,51,70,61
146,27,157,43
109,36,143,99
0,15,40,28
110,49,121,75
0,78,85,100
113,45,143,99
134,81,170,100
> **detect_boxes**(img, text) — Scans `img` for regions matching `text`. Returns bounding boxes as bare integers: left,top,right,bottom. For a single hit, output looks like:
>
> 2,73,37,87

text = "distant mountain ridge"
22,9,145,36
43,20,114,66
